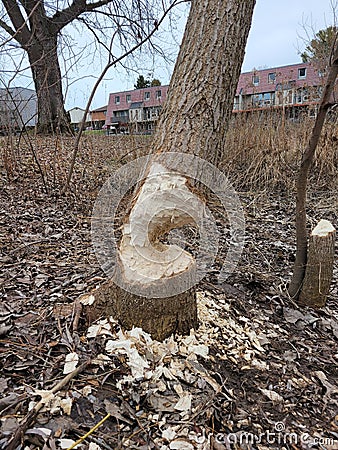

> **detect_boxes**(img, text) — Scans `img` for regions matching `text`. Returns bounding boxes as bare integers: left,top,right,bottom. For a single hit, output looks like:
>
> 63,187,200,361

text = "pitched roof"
91,105,107,112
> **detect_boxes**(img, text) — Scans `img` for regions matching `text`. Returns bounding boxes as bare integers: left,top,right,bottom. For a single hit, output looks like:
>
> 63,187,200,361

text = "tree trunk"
79,277,197,342
89,0,256,340
27,37,70,134
153,0,256,167
90,159,205,339
298,220,336,308
1,0,73,134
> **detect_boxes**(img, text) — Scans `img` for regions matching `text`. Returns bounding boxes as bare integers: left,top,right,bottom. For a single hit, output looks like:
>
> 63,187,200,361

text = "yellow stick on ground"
66,413,111,450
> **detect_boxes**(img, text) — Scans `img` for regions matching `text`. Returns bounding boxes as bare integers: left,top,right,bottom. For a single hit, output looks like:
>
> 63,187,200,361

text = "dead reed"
222,109,338,194
0,110,337,198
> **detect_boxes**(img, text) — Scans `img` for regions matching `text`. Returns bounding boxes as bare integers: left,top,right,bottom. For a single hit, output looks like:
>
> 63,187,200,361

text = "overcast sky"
68,0,337,109
242,0,336,72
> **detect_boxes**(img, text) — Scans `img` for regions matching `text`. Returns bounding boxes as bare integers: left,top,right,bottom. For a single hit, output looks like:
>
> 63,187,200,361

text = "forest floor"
0,135,338,450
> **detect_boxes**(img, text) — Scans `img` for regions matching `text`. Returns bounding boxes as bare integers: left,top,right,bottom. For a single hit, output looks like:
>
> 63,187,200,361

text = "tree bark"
1,0,70,133
83,278,197,342
89,0,256,340
152,0,256,167
113,286,197,342
90,159,205,339
298,220,336,308
27,37,70,134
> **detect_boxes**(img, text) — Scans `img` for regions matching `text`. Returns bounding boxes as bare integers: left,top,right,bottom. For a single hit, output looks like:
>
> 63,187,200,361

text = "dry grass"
0,133,152,197
222,110,338,193
0,111,337,199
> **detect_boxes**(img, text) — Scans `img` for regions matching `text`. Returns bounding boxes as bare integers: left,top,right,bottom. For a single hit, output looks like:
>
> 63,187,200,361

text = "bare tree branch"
65,0,183,188
51,0,115,32
0,16,16,37
0,0,182,133
2,0,31,45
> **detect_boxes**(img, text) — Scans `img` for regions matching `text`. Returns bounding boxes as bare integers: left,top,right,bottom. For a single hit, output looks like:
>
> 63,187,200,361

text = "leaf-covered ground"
0,135,337,450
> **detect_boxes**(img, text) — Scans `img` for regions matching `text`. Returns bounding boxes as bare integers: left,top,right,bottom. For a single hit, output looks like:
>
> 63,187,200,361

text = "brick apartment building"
105,85,168,134
104,62,333,133
234,62,329,117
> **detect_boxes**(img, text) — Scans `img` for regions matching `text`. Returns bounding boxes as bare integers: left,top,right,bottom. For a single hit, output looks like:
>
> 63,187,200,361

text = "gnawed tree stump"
87,161,211,340
298,219,336,308
78,280,197,342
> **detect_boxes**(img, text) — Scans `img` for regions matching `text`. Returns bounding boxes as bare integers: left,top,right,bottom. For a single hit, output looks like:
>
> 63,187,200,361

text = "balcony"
111,113,129,124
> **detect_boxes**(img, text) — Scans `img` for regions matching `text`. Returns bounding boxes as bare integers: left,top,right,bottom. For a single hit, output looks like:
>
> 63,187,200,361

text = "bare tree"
151,0,256,168
0,0,176,133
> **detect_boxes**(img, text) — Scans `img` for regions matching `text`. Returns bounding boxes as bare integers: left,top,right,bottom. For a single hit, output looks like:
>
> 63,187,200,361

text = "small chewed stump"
299,219,336,308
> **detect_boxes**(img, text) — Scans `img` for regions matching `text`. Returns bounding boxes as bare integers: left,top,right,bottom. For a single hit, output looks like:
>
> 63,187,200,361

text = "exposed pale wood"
118,162,200,284
89,0,256,340
87,161,201,340
298,219,336,308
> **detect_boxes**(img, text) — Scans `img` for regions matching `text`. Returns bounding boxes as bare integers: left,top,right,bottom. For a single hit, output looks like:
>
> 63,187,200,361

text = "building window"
252,94,262,107
295,88,309,103
115,95,120,104
263,92,274,105
298,68,307,79
268,72,276,83
156,90,162,99
126,94,131,103
144,91,150,101
252,75,259,86
302,88,309,102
